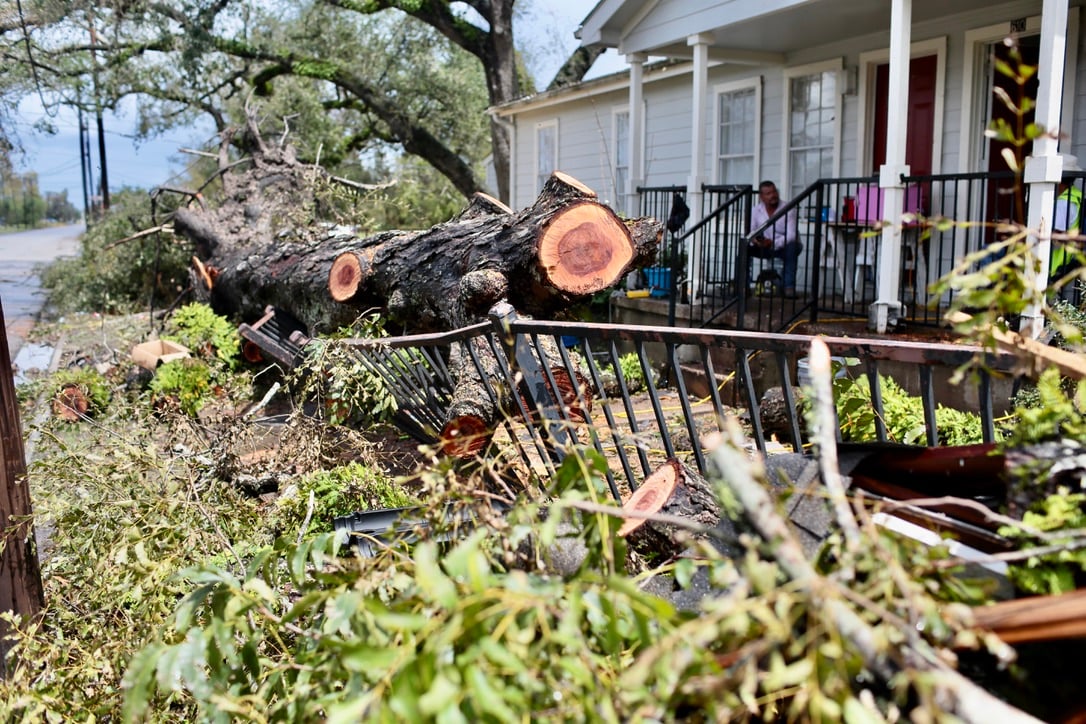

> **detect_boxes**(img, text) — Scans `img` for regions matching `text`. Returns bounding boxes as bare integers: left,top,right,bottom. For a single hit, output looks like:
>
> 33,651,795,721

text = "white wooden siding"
502,0,1086,210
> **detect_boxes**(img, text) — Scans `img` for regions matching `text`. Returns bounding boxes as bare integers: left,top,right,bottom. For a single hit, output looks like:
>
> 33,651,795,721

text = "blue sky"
13,1,625,199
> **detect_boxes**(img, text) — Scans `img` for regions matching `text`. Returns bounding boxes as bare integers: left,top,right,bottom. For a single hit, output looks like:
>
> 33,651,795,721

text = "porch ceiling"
610,0,1014,59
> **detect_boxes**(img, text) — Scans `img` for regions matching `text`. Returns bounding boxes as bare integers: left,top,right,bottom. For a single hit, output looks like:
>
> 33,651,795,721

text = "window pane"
821,70,836,98
717,87,757,184
537,125,556,188
788,70,836,191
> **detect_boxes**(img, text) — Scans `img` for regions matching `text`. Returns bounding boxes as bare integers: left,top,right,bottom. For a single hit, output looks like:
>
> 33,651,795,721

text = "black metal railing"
638,171,1086,333
638,185,687,228
344,306,1019,504
691,184,753,325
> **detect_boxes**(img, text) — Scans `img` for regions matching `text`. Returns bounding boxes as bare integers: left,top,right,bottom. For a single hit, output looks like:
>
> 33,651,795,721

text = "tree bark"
548,46,607,90
179,170,662,335
0,298,44,675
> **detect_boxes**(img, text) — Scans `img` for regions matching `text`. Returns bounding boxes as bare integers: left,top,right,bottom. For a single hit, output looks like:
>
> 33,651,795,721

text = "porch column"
1021,0,1071,339
687,33,712,302
627,53,647,218
870,0,912,333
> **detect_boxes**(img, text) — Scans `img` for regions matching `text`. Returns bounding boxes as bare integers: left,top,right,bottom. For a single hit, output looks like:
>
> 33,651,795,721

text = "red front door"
872,54,938,177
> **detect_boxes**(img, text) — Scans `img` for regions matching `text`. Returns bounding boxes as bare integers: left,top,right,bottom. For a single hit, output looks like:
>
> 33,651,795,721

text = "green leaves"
273,461,415,539
829,371,985,446
163,302,241,370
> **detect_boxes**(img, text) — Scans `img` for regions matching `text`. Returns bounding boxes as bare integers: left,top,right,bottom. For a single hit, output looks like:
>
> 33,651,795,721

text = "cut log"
621,458,722,560
440,338,508,458
175,167,661,335
53,384,89,422
538,201,633,295
515,333,594,425
327,249,374,304
439,331,596,459
971,589,1086,644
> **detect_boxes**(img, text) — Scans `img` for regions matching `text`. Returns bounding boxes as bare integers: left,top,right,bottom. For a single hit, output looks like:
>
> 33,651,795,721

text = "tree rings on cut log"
618,459,680,537
539,202,634,295
53,384,89,422
441,415,491,458
518,369,593,424
328,251,373,302
620,458,723,563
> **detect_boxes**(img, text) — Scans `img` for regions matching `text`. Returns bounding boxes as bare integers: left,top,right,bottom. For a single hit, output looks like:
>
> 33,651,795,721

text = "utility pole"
88,14,109,211
0,297,45,676
77,107,91,222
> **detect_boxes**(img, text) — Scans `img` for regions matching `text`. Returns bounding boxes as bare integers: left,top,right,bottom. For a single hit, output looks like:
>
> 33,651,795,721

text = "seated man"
749,180,802,297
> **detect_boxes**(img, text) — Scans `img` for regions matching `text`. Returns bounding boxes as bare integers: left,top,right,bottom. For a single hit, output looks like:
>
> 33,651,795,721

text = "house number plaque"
1010,18,1027,33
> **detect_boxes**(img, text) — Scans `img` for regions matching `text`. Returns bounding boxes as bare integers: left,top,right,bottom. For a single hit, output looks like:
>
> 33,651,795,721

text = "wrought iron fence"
637,171,1085,333
345,306,1018,504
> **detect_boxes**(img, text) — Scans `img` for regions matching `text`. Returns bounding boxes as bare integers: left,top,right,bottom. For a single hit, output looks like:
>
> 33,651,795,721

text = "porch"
635,169,1084,334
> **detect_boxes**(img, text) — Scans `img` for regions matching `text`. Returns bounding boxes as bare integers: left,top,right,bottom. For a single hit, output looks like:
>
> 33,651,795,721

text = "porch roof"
578,0,1007,59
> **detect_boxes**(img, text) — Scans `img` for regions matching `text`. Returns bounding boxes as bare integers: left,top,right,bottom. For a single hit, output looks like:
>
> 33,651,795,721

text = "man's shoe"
783,287,798,298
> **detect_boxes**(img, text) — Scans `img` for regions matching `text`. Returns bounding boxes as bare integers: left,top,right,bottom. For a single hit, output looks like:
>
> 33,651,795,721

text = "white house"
490,0,1083,334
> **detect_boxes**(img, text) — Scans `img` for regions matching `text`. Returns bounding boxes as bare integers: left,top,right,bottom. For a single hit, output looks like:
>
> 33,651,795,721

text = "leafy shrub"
0,413,269,720
148,358,212,416
585,350,645,394
274,461,415,539
617,351,645,389
48,366,112,418
292,319,396,426
1007,368,1086,446
1000,491,1086,595
162,302,240,370
121,448,994,722
832,372,985,445
40,189,189,314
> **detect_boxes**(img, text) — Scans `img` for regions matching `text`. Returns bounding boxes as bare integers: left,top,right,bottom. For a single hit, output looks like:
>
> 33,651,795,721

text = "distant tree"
45,190,80,223
1,1,601,205
0,172,46,228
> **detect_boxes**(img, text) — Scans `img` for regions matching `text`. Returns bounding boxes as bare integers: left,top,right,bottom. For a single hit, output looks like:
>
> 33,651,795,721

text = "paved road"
1,224,83,357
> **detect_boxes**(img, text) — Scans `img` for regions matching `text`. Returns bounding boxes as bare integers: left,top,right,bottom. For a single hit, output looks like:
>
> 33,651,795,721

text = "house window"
786,65,839,200
613,110,630,203
716,83,758,185
536,120,558,190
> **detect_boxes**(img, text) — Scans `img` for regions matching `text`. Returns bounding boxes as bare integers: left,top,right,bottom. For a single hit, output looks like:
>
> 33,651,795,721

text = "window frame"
612,106,630,206
713,77,762,186
782,58,843,200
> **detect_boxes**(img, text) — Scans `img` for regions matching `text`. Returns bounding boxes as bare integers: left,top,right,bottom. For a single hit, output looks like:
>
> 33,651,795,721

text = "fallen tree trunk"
169,125,661,454
327,172,659,330
176,172,662,335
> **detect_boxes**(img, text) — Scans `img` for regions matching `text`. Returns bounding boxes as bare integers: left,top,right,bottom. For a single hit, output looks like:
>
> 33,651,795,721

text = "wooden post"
0,297,44,674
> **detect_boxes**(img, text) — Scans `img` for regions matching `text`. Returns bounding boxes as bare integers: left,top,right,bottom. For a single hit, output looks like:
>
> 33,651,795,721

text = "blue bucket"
644,268,671,298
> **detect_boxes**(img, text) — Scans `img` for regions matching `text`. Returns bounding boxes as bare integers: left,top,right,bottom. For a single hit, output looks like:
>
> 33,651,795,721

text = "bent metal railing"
345,305,1018,504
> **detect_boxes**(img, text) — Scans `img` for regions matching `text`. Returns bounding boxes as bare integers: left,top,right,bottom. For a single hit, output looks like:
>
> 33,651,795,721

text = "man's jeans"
749,241,802,290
